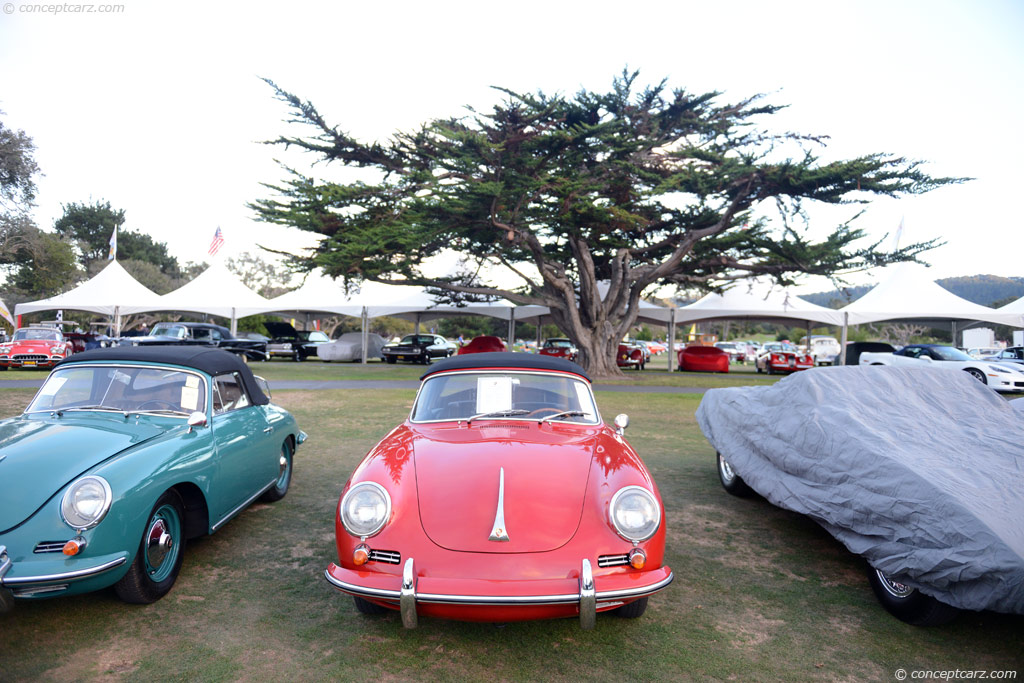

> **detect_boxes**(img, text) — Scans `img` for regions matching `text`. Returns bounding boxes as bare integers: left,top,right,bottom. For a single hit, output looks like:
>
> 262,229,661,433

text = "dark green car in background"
0,346,306,612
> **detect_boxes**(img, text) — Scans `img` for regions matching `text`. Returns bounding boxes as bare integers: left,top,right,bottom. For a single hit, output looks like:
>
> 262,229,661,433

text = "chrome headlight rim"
339,481,392,538
60,475,113,531
609,485,661,543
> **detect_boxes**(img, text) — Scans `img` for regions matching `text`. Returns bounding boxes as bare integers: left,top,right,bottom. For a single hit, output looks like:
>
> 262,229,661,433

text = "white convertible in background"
859,343,1024,392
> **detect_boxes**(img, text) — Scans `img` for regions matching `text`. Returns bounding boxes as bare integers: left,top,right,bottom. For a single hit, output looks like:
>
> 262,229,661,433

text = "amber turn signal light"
353,544,370,566
63,538,86,556
628,548,646,570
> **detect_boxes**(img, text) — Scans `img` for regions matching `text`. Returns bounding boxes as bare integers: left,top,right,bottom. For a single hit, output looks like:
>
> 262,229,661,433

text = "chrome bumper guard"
325,557,674,630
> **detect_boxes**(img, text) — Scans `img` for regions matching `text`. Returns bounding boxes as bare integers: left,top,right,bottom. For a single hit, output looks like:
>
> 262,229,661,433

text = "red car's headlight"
339,482,391,538
609,486,660,542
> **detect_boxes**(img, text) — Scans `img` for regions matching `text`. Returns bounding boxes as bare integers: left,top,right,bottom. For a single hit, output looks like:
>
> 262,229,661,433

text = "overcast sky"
1,0,1021,295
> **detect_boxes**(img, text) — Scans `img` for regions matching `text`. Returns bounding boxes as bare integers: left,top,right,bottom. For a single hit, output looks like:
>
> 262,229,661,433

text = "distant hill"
800,274,1024,309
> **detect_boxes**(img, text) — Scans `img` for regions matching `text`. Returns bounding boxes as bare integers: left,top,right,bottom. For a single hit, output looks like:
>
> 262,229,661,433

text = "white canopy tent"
0,297,13,328
136,263,271,335
13,260,165,335
259,273,549,363
675,285,845,327
837,263,1021,361
995,295,1024,330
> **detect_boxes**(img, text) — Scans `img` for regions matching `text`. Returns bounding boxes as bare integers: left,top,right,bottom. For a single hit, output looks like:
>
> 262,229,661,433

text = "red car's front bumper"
325,558,673,629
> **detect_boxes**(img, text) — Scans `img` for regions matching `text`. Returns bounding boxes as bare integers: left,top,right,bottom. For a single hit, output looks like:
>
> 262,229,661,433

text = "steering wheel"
525,407,562,418
137,400,179,411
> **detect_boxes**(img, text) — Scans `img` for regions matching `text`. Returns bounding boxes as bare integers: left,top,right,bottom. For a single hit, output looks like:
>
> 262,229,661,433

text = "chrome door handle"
263,426,274,434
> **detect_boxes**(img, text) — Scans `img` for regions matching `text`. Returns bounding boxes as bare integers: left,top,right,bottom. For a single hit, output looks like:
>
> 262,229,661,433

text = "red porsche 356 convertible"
324,352,672,628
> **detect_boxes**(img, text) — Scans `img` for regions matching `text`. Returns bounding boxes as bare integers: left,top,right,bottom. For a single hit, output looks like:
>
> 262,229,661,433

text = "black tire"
261,441,293,502
867,567,960,626
353,595,390,615
717,452,754,497
767,365,775,375
293,351,302,362
964,368,986,384
612,596,648,618
114,490,186,604
756,364,763,374
385,356,397,364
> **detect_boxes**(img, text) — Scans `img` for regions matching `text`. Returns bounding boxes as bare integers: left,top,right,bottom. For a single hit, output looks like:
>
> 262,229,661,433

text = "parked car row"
0,348,671,630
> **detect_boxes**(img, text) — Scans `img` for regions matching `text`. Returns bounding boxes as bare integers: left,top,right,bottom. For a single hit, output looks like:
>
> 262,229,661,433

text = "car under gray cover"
695,365,1024,615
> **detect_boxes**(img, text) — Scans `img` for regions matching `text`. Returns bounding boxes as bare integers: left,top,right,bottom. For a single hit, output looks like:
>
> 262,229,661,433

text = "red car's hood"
411,423,596,553
8,340,59,352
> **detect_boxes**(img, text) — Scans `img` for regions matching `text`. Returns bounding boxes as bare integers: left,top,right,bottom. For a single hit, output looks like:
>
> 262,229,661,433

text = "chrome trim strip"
488,467,510,542
400,558,417,629
323,567,675,606
1,556,126,586
579,558,596,630
211,478,276,532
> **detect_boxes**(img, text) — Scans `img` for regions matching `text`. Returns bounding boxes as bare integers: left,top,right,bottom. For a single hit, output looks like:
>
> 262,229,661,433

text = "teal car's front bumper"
0,543,129,609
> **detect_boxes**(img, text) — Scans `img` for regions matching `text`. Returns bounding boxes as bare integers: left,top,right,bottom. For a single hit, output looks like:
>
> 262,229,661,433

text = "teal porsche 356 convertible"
0,346,306,612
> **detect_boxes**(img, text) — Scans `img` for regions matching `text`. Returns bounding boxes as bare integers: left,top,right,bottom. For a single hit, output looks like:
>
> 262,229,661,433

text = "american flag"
208,227,225,256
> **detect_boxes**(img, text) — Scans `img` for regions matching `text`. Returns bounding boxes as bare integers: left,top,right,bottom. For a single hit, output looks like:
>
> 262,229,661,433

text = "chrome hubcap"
876,570,914,598
718,454,736,483
146,519,173,571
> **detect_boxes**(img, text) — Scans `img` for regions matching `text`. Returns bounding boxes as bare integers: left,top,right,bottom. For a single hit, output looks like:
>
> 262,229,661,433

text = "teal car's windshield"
26,365,207,416
411,371,599,424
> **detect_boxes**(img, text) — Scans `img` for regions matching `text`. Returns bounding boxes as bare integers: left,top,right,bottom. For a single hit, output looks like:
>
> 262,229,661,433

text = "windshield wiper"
540,410,587,424
136,408,190,416
466,409,529,424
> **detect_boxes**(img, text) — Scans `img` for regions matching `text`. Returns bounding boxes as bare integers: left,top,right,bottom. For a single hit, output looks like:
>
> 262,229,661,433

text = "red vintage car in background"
617,342,645,370
538,337,578,362
324,352,672,628
457,335,506,354
755,342,814,375
0,326,74,370
677,345,730,373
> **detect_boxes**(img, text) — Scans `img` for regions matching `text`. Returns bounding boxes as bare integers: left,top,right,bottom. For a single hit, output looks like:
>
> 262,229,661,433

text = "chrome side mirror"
613,413,629,436
187,411,208,433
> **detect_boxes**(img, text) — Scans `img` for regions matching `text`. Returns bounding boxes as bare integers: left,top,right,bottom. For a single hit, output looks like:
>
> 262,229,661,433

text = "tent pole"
951,321,958,348
668,314,675,372
839,312,849,366
114,306,121,337
361,307,368,365
230,308,237,336
414,314,421,334
536,316,542,347
507,309,515,351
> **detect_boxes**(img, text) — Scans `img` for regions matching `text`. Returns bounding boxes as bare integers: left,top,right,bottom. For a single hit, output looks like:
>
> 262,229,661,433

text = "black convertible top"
421,351,590,382
57,346,270,405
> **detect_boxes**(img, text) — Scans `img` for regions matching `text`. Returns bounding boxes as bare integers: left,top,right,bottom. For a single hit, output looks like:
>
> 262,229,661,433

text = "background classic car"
538,338,579,362
263,322,331,361
0,326,74,370
382,334,454,364
456,335,506,354
754,342,813,374
677,345,730,373
324,352,672,628
0,346,306,611
122,322,268,362
616,342,645,370
859,343,1024,392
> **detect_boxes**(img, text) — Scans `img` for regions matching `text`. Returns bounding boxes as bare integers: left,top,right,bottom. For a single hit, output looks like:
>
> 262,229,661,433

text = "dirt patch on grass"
715,606,786,650
44,636,144,681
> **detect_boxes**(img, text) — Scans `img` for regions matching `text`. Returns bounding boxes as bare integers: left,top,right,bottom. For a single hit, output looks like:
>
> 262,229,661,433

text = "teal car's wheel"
261,441,293,502
114,490,185,604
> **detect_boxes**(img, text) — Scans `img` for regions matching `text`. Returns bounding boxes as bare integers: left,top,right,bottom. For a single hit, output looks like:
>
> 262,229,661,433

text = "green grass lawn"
0,369,1020,681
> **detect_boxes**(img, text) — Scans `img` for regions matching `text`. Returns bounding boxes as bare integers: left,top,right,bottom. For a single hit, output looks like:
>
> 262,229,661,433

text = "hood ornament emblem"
488,467,510,542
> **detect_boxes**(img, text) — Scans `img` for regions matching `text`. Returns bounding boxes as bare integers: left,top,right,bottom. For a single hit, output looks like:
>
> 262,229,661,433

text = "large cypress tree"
252,71,960,375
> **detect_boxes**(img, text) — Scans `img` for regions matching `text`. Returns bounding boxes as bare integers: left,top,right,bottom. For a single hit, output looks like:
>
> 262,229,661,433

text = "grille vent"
34,541,68,554
598,554,630,568
369,549,401,564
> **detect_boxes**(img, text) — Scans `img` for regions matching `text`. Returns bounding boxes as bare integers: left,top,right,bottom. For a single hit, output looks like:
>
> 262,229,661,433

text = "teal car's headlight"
609,485,660,542
340,482,391,538
60,475,113,530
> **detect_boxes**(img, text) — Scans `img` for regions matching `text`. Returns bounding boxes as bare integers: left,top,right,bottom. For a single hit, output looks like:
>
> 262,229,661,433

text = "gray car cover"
696,365,1024,614
317,332,386,361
